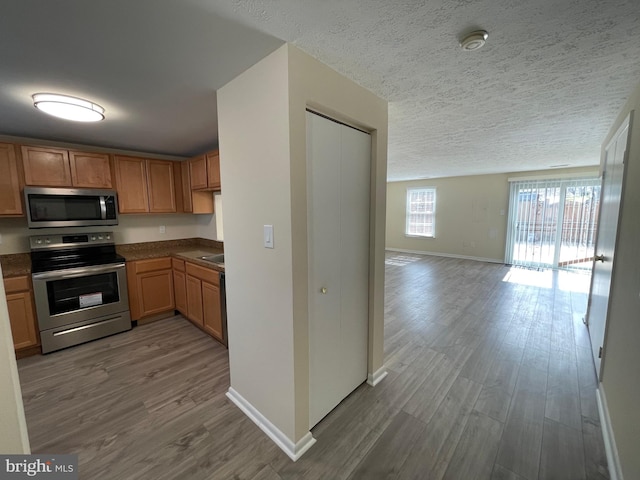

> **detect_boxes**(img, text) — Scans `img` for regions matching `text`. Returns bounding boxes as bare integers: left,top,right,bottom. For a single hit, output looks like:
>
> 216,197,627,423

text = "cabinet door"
189,155,208,190
173,269,187,315
202,281,222,340
146,160,176,213
6,291,39,351
114,155,149,213
0,143,23,216
186,275,203,327
69,150,112,188
206,151,221,191
136,269,174,318
180,161,193,213
21,145,72,186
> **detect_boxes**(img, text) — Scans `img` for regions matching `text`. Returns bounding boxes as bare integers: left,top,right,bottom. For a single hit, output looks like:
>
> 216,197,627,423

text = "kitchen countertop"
0,253,31,278
0,238,224,278
117,239,225,272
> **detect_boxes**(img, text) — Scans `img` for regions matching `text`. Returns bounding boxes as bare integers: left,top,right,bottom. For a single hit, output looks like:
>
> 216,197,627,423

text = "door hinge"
598,346,603,358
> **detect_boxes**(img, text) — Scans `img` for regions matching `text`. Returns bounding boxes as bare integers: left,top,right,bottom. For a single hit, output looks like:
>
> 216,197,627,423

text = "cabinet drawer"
4,276,30,294
185,262,218,285
172,258,185,272
131,257,172,274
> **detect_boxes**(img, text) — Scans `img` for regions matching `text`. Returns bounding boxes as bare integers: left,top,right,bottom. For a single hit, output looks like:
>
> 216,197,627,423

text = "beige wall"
0,213,216,255
600,82,640,480
0,264,31,454
218,46,297,439
217,43,388,446
386,167,598,262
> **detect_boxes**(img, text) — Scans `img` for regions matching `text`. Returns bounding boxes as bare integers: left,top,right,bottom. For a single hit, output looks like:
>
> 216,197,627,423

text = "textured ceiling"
1,0,639,180
197,0,640,180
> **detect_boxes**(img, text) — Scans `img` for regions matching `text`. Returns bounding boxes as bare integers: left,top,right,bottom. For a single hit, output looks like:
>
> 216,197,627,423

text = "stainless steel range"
30,232,131,354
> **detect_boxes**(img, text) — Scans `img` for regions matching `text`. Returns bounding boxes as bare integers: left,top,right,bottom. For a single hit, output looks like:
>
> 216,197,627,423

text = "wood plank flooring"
17,253,609,479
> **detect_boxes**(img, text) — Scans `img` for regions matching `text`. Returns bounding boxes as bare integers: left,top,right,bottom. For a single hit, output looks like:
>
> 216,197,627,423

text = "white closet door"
307,111,371,428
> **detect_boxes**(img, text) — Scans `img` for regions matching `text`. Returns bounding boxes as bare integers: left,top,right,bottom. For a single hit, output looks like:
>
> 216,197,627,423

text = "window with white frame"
406,188,436,237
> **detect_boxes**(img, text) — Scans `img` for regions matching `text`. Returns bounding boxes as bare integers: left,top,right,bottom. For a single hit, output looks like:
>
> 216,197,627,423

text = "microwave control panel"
29,232,114,250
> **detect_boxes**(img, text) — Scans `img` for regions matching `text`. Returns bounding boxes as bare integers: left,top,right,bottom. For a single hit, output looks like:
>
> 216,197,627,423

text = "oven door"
32,263,129,331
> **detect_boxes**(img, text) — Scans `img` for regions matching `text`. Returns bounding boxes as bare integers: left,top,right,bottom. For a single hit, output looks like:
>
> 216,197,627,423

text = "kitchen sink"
199,254,224,265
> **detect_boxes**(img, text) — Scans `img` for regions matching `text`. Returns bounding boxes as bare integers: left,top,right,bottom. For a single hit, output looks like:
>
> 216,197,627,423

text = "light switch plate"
264,225,274,248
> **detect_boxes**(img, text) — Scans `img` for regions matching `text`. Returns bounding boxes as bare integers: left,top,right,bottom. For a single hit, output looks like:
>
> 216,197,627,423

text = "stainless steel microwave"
24,187,119,228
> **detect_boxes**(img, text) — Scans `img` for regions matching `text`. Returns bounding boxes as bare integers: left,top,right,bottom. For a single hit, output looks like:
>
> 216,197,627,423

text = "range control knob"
36,239,42,245
45,238,51,244
91,236,97,241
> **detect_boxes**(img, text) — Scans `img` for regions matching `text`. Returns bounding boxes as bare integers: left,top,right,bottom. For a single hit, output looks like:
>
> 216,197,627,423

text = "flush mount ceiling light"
460,30,489,51
32,93,105,122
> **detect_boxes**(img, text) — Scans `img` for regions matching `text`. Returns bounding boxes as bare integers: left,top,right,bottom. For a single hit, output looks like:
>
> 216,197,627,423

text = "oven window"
46,272,120,315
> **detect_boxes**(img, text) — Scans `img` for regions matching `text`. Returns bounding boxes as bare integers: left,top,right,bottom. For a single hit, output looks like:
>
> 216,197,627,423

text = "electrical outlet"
159,225,166,234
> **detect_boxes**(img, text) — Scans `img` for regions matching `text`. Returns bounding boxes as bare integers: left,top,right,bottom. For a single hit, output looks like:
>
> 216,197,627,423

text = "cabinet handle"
320,287,327,294
595,254,605,262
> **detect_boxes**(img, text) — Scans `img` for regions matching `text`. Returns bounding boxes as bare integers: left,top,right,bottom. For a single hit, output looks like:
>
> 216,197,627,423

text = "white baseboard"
367,366,388,386
385,248,503,264
596,385,624,480
226,387,316,462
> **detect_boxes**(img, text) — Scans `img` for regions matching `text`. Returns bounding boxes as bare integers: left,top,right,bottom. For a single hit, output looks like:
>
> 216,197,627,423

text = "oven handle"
32,263,126,281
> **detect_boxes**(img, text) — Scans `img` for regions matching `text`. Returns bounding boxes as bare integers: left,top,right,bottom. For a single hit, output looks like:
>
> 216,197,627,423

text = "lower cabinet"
179,261,223,343
4,276,40,355
172,258,187,315
126,258,175,321
126,256,223,344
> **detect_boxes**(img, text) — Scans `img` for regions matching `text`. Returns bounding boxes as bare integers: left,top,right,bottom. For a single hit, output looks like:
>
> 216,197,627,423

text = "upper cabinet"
114,155,176,214
189,150,221,191
69,151,113,188
206,151,221,191
0,143,23,216
21,146,72,186
146,159,177,213
21,145,112,188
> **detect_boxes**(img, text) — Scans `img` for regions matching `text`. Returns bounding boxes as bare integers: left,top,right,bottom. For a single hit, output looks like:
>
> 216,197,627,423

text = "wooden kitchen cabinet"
178,161,192,213
183,262,223,342
179,160,214,214
114,156,177,214
146,160,176,213
126,258,175,321
21,145,112,188
189,150,221,191
0,143,23,216
3,276,39,353
186,275,204,327
202,281,222,340
21,145,72,186
114,156,150,213
172,258,187,315
206,151,221,191
69,150,112,188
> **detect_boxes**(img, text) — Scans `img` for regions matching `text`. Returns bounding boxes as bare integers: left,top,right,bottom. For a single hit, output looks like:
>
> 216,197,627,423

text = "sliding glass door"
505,177,601,270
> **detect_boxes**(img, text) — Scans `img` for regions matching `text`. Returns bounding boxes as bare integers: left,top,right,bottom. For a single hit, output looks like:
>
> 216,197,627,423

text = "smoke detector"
460,30,489,51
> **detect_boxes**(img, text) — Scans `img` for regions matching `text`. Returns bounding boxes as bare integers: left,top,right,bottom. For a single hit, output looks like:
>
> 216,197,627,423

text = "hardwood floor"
17,253,609,479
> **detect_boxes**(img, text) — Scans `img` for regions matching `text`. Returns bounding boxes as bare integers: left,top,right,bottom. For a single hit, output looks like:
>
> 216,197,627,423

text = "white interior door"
587,113,631,377
307,111,370,428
